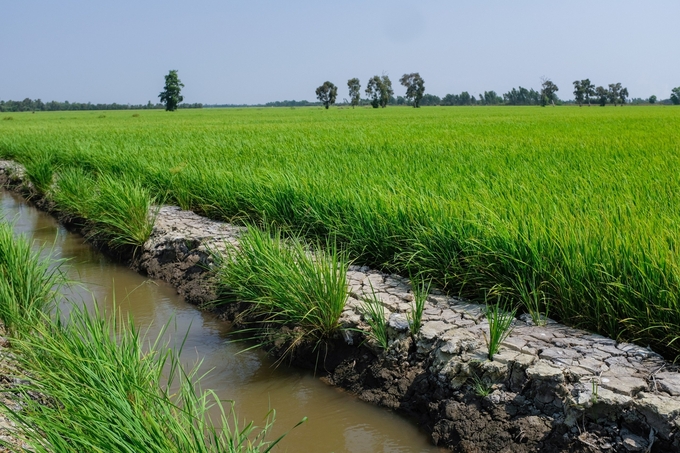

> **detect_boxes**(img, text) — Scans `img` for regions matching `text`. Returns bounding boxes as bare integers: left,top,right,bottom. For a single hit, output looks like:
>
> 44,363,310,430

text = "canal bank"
2,160,679,452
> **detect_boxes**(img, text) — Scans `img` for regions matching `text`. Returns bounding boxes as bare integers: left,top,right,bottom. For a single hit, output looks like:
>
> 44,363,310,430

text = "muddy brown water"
1,190,443,453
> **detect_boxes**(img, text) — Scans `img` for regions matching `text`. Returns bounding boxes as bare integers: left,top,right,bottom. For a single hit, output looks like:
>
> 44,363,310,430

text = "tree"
378,75,393,108
365,76,381,108
608,83,621,106
619,87,629,106
504,87,540,105
158,70,184,112
649,95,657,104
671,87,680,105
595,86,608,106
315,81,338,109
419,94,441,106
399,73,425,108
581,79,595,106
347,78,361,108
573,80,585,106
479,90,502,105
540,77,559,106
365,75,394,108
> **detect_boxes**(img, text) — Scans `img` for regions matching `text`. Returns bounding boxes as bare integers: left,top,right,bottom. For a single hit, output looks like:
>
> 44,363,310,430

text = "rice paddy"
1,105,679,358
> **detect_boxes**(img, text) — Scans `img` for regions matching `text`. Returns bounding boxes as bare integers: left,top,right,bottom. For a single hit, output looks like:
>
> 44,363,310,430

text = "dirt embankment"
2,160,679,453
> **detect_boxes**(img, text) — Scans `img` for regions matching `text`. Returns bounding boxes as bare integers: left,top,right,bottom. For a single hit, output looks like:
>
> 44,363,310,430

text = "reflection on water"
1,190,442,453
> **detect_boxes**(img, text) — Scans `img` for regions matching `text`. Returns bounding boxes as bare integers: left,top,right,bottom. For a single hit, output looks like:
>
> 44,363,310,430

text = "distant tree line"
572,79,629,107
264,100,321,107
0,98,202,112
315,75,562,108
317,73,426,109
310,74,680,108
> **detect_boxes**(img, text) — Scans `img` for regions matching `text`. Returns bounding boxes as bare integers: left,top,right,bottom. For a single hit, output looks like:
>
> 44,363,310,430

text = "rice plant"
214,226,349,348
360,288,389,350
51,166,96,218
0,221,63,336
23,153,55,196
514,273,550,326
483,297,516,361
406,276,431,336
5,304,299,453
87,174,158,248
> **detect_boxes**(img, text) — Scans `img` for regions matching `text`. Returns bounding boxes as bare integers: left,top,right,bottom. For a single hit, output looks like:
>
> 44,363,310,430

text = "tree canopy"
540,78,559,106
365,75,394,108
572,79,595,106
158,70,184,112
315,81,338,109
399,73,425,108
347,78,361,108
503,87,541,105
671,87,680,105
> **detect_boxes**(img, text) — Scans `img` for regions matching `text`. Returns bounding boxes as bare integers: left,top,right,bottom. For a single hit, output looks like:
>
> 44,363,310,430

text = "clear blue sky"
2,0,678,104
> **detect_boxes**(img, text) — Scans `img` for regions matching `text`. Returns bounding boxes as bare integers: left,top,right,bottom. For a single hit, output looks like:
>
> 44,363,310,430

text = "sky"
1,0,679,105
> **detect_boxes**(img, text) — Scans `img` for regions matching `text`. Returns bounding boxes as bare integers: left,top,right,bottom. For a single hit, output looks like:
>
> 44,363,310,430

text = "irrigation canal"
0,189,443,452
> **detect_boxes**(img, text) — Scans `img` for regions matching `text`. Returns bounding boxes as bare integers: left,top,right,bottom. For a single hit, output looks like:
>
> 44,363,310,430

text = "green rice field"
2,106,679,358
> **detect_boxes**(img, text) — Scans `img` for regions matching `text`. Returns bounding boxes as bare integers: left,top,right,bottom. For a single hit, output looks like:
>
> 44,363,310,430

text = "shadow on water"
0,190,444,453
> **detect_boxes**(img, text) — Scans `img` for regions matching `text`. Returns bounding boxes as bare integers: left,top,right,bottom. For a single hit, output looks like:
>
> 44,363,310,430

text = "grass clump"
360,289,389,350
52,169,157,248
7,305,296,453
469,373,492,397
483,297,516,361
215,226,349,349
406,277,431,336
514,273,550,326
52,166,96,217
23,153,55,196
0,222,63,336
88,174,158,248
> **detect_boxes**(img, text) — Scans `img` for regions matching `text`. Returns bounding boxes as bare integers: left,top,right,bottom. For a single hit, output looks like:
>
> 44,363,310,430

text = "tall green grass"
0,220,295,452
0,221,62,336
44,166,157,249
361,290,389,350
6,305,294,453
22,152,55,196
2,107,680,357
214,227,348,350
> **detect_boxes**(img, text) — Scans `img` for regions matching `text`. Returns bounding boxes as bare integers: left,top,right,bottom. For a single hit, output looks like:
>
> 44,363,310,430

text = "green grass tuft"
87,174,158,248
6,304,297,453
361,287,389,350
215,226,349,349
23,154,55,196
406,277,431,336
483,297,516,361
52,169,157,248
0,222,63,336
